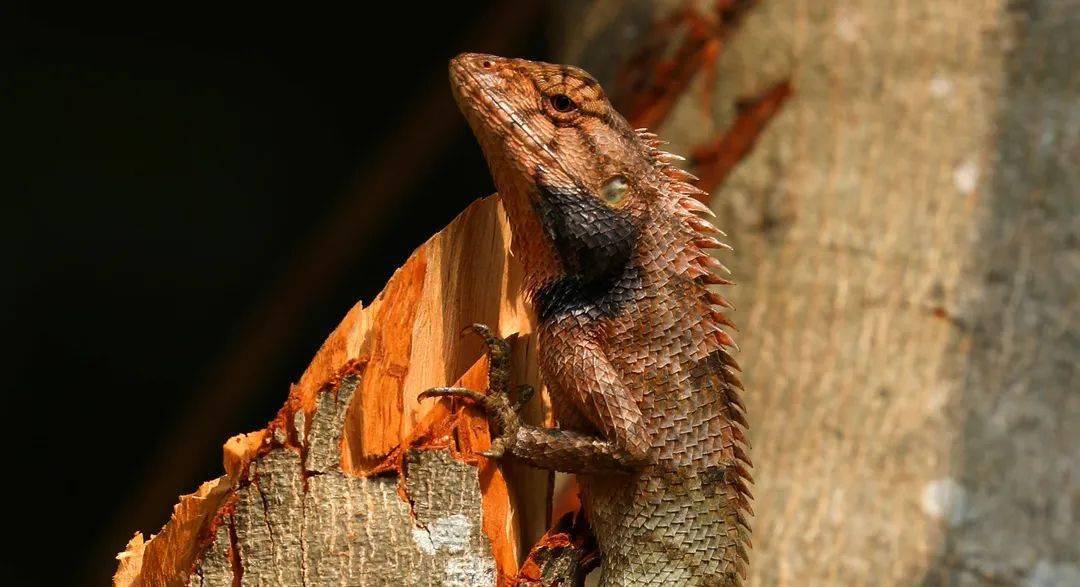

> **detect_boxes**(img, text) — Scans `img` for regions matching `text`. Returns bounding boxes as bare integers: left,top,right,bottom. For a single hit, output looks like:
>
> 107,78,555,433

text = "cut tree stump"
114,196,554,586
115,3,1079,584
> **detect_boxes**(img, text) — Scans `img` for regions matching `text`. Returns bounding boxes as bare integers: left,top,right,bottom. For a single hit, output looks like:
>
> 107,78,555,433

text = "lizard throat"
449,64,579,196
450,63,598,297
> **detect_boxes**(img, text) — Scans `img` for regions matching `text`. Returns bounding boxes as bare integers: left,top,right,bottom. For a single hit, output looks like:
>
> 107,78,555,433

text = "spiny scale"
447,54,752,586
560,127,751,586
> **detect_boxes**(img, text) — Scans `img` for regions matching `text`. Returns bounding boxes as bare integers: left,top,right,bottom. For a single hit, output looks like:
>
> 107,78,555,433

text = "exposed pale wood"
562,1,1078,585
114,196,554,586
114,432,265,587
115,2,1078,584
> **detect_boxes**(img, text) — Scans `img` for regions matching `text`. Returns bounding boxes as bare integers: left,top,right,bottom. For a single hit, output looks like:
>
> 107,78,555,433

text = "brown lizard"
420,53,751,586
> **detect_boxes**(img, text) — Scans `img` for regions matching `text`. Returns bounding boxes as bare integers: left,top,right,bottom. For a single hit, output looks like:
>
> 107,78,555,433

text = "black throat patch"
534,183,638,285
532,182,641,323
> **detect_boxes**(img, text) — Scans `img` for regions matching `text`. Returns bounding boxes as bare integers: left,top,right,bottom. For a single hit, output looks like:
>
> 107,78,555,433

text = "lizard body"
442,54,751,586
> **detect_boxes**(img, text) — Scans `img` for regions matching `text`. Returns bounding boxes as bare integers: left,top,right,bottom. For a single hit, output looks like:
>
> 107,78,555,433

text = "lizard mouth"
449,55,562,178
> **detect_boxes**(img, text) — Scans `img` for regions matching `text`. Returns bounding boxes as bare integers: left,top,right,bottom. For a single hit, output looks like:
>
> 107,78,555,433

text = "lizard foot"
417,323,534,459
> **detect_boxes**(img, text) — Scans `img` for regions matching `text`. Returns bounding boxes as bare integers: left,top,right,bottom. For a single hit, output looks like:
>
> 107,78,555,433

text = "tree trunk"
114,2,1077,585
114,197,556,586
559,1,1078,585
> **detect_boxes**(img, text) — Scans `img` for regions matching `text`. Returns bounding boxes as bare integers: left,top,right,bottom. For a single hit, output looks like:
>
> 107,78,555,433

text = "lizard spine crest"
639,127,754,535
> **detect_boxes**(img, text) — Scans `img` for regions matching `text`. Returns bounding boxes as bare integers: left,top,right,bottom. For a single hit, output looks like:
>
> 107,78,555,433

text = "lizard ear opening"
601,174,630,207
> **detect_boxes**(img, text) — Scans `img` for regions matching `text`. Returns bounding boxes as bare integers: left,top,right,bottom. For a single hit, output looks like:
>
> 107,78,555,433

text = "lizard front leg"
418,324,645,473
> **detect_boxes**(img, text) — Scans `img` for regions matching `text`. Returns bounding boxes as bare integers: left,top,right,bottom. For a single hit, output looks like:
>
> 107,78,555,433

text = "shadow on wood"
114,196,554,586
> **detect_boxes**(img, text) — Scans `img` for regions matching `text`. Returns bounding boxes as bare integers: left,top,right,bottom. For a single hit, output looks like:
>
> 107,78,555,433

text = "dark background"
3,3,546,584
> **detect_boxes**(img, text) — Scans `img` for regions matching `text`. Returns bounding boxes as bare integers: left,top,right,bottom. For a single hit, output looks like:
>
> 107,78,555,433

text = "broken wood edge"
114,195,551,587
517,507,600,587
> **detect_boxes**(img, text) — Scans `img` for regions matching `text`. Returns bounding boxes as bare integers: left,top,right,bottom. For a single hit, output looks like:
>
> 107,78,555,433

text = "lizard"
420,53,752,586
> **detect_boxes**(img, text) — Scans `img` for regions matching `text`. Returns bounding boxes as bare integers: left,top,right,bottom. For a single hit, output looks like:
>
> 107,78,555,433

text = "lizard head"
450,53,658,287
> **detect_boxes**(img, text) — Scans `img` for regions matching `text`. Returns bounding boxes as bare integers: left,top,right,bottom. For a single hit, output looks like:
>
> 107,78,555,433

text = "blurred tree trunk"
113,2,1077,585
558,1,1078,585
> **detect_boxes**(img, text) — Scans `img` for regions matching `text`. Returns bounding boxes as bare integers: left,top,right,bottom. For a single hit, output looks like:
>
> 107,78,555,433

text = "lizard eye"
601,175,629,206
550,94,575,112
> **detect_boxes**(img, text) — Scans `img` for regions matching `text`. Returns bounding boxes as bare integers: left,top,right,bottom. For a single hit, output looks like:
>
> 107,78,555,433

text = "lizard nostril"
481,60,493,69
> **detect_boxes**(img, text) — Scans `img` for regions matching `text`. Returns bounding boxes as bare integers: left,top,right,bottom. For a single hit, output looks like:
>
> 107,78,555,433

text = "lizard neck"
496,181,566,302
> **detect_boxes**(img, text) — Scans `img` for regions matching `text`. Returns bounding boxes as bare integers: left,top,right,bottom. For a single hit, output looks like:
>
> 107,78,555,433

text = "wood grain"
114,196,554,586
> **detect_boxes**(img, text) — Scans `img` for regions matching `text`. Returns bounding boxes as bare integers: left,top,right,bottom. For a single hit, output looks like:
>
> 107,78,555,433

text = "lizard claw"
460,323,512,394
511,384,535,412
417,386,488,404
478,437,508,459
418,323,527,459
459,323,508,358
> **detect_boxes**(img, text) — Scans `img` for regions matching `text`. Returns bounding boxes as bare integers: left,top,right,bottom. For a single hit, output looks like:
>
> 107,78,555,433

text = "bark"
559,1,1078,585
114,2,1077,585
114,197,555,586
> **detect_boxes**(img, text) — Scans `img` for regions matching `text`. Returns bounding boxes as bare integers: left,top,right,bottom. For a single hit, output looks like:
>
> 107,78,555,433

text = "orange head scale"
450,53,725,313
448,54,663,291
